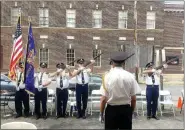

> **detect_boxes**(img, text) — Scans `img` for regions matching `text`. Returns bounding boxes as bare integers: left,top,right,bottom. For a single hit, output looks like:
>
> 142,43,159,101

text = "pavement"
1,83,184,129
1,112,184,129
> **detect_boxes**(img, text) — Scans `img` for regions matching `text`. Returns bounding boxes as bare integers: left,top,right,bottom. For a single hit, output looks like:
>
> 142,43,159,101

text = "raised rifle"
76,52,103,75
155,56,178,70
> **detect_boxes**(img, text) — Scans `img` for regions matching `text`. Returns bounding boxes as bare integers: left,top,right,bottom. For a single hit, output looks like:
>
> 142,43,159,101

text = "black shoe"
43,115,47,120
56,115,61,119
82,115,86,119
36,115,40,120
76,115,81,119
152,115,160,120
147,116,151,120
15,114,22,118
24,113,29,118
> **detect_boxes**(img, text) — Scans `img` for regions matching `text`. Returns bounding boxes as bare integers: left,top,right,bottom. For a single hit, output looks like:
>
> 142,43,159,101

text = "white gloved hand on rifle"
90,60,95,63
65,65,70,70
57,69,63,73
152,69,156,72
163,64,168,69
78,67,85,71
19,83,25,89
38,85,43,92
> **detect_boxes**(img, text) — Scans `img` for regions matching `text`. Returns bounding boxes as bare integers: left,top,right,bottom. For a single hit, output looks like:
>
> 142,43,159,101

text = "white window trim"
40,35,48,39
66,9,76,28
92,10,102,28
39,48,49,68
67,36,75,40
39,8,49,27
11,7,21,26
93,36,100,40
147,37,154,41
118,11,128,29
146,12,156,29
119,37,126,41
66,48,75,67
93,49,101,67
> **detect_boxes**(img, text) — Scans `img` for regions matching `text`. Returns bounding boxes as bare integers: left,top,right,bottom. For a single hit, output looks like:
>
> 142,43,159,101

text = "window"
66,10,76,28
146,12,155,29
119,45,125,51
93,49,101,67
39,49,49,66
66,49,75,66
11,7,21,26
92,10,102,28
118,11,128,29
39,8,49,27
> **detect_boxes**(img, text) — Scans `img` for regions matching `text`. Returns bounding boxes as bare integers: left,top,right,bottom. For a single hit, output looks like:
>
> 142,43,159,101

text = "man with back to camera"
99,52,141,129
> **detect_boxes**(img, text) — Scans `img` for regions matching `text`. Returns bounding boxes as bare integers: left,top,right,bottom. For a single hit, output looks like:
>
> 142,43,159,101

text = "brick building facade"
0,1,184,75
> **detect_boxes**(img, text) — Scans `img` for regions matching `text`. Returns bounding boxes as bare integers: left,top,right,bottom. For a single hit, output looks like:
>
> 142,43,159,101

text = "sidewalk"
1,112,184,129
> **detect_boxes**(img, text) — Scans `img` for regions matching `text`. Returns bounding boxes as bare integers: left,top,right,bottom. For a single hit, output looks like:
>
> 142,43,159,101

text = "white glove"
78,67,85,71
38,85,43,89
90,60,95,63
163,64,168,69
57,69,62,73
66,65,70,69
19,83,25,89
152,69,156,72
16,87,20,91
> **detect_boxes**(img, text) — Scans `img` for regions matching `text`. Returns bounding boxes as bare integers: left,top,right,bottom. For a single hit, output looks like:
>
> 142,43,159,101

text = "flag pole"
18,8,23,62
23,16,31,83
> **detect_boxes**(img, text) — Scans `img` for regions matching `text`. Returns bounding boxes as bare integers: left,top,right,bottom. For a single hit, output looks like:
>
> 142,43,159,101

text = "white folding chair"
159,90,175,116
47,89,55,115
90,90,101,115
68,90,77,116
136,91,146,116
139,90,147,116
29,94,35,115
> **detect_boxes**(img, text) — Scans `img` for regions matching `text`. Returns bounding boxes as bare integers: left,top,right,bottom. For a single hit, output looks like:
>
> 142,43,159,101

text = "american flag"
9,16,23,80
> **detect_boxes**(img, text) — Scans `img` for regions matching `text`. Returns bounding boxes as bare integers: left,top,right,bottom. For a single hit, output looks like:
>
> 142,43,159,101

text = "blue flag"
24,22,36,95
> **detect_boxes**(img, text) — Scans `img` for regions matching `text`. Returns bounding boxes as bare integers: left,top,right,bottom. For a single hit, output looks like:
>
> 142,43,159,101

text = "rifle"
76,52,103,75
155,56,178,70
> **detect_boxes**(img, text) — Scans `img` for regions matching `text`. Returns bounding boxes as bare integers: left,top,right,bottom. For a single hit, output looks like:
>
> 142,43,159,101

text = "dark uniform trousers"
34,88,48,116
15,89,30,116
146,85,159,116
105,104,132,130
56,88,68,116
76,83,88,116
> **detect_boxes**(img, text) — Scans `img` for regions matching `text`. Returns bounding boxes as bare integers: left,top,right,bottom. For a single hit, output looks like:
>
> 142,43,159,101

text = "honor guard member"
143,62,167,120
34,62,51,120
15,62,30,118
49,63,72,118
72,58,95,119
99,52,141,130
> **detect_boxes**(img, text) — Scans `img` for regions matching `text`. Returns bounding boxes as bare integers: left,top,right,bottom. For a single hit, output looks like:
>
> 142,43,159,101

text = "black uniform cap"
18,62,24,68
145,62,154,68
77,58,85,64
56,63,65,68
110,52,132,64
40,62,47,68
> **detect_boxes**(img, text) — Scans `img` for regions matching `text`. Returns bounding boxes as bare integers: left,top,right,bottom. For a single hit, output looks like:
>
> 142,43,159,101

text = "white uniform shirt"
35,72,51,88
75,68,91,84
16,71,25,89
55,71,70,90
145,70,161,85
100,67,141,105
